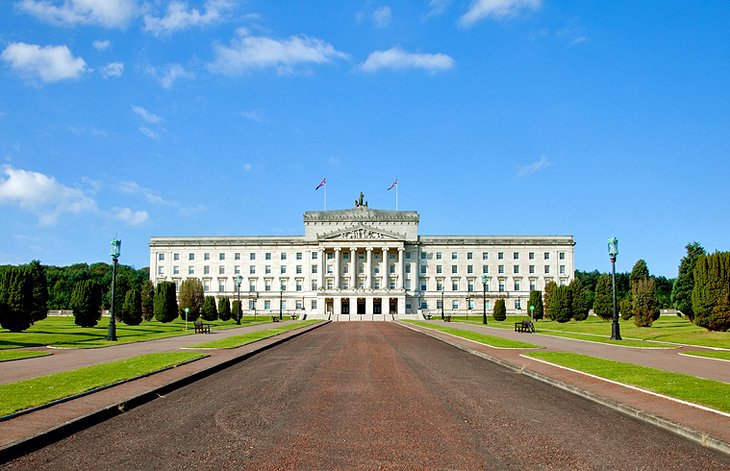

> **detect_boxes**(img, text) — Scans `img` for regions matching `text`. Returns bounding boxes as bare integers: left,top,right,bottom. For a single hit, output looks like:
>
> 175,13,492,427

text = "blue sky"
0,0,728,277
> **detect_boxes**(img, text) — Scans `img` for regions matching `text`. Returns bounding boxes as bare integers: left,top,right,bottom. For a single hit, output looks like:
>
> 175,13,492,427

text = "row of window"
426,264,567,275
429,298,523,311
424,251,566,261
159,252,311,262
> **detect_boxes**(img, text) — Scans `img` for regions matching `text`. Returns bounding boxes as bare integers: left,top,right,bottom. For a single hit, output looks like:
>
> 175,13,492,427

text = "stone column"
350,247,357,290
382,247,389,290
397,247,405,290
318,248,324,289
366,248,373,290
334,248,341,290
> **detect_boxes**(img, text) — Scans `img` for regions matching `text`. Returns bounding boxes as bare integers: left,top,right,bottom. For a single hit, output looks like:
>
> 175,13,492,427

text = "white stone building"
149,200,575,321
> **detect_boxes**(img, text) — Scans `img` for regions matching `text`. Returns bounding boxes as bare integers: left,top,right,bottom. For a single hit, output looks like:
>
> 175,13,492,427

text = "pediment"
318,225,404,241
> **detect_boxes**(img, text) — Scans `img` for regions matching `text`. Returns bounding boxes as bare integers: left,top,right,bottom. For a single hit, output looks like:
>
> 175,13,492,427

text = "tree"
527,290,544,320
201,296,218,321
153,281,178,323
218,296,231,321
28,260,48,322
70,279,102,327
592,274,614,321
231,300,242,321
630,259,650,285
0,266,34,332
492,298,507,321
691,252,730,332
178,278,204,321
653,276,674,309
620,296,633,320
569,278,589,321
543,281,557,320
627,259,655,322
122,289,143,325
141,279,155,321
633,278,658,327
548,285,572,323
671,242,706,321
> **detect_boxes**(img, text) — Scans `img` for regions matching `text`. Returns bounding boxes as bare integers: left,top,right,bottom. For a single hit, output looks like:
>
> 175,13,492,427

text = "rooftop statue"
354,192,368,208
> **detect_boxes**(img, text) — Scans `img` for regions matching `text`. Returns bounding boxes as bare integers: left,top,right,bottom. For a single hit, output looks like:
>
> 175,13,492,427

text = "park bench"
424,313,432,320
444,315,452,322
272,316,280,323
194,320,211,334
514,320,534,333
290,314,298,320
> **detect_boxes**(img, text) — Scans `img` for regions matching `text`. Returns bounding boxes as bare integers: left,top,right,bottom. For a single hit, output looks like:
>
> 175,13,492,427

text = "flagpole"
396,183,398,211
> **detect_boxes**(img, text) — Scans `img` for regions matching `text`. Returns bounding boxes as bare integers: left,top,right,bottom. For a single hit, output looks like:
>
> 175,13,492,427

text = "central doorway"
357,298,366,315
373,298,382,314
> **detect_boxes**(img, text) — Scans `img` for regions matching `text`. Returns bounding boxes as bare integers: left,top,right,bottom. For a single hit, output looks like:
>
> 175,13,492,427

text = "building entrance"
357,298,366,315
389,298,397,314
373,299,382,314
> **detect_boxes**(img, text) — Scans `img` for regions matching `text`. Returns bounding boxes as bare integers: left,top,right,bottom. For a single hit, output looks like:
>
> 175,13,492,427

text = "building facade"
149,201,575,321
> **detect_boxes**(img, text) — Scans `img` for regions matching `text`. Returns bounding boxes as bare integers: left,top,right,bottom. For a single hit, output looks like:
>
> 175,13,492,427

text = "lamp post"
466,295,471,321
107,239,121,341
440,288,444,320
608,237,622,340
529,304,535,322
481,275,488,325
279,287,284,320
250,291,258,320
184,307,189,331
235,275,242,325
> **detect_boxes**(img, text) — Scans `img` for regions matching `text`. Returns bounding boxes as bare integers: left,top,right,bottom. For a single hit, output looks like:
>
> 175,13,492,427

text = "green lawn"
187,321,318,349
0,316,273,349
682,351,730,361
525,351,730,413
0,350,52,362
452,315,729,349
0,352,206,417
405,321,540,349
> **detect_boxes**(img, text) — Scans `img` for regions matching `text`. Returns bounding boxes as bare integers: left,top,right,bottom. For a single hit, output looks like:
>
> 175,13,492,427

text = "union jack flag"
387,178,398,191
315,178,326,190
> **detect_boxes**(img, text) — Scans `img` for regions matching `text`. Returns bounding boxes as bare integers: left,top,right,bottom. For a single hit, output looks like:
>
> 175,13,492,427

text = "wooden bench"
514,320,534,333
290,314,298,320
272,316,280,323
194,320,211,334
424,314,432,320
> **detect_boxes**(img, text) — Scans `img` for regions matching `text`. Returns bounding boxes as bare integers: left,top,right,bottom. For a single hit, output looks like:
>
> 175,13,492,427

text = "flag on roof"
315,178,326,190
387,178,398,191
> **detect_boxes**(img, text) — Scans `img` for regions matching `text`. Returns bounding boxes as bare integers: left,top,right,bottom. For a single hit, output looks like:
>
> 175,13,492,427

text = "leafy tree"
633,278,658,327
178,278,204,321
548,285,572,323
527,290,544,320
0,266,34,332
671,242,706,321
141,279,155,321
70,279,102,327
691,252,730,332
231,300,242,322
653,276,674,309
630,260,650,285
569,278,589,321
575,270,600,310
543,281,557,320
592,274,614,320
153,281,178,323
492,298,507,321
201,296,218,321
28,260,48,322
218,296,231,321
620,296,633,320
122,289,143,325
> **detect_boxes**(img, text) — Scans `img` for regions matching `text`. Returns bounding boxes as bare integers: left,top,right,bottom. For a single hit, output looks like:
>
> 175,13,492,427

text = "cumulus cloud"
100,61,124,78
113,207,148,225
92,39,111,51
153,63,192,88
0,165,97,225
373,6,392,27
143,0,233,35
517,155,551,177
426,0,451,18
16,0,139,28
360,48,454,73
131,105,162,123
208,29,349,75
138,127,159,139
118,180,173,206
1,42,86,83
459,0,541,27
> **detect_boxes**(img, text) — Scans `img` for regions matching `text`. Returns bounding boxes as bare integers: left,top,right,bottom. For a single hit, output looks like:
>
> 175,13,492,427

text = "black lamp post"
250,291,258,319
481,275,488,325
107,239,121,341
608,237,622,340
466,295,471,321
235,275,242,325
279,287,283,320
440,288,444,320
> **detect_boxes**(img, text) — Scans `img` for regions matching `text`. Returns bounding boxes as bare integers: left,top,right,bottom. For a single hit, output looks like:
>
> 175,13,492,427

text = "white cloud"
208,29,349,75
160,63,192,88
0,165,97,225
143,0,233,35
517,155,551,177
100,61,124,78
92,39,111,51
459,0,541,27
131,105,162,123
242,163,253,171
16,0,139,28
1,42,86,83
138,127,159,139
118,180,173,206
240,110,262,122
113,207,148,225
373,6,392,28
426,0,451,18
360,48,454,73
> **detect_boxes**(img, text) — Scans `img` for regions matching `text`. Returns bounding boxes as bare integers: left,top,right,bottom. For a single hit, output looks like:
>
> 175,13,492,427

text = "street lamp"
529,304,535,322
481,275,488,325
440,288,444,320
279,287,283,320
235,275,242,325
608,237,622,340
249,290,258,319
107,239,121,341
466,295,471,321
184,307,190,331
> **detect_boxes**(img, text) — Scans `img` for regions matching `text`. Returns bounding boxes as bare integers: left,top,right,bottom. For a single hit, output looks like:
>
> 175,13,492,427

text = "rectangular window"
203,281,210,292
327,252,334,260
265,252,271,260
559,252,565,260
485,300,491,311
467,252,473,260
468,281,474,292
421,252,427,260
389,264,395,274
560,265,566,274
203,266,210,275
515,299,522,310
249,266,256,274
296,252,303,260
204,253,210,261
513,252,519,260
219,253,225,261
218,281,225,292
311,251,318,260
343,252,349,261
250,253,256,261
436,281,443,291
280,266,286,274
498,252,504,260
172,266,179,275
452,300,459,310
482,265,489,274
436,252,442,260
544,252,550,260
264,300,271,310
311,299,317,310
499,281,505,292
311,280,318,290
280,281,287,291
529,265,535,274
188,266,194,275
530,279,537,291
234,265,240,274
498,265,504,274
405,252,411,260
327,265,333,274
420,265,427,275
451,265,458,274
264,281,271,291
249,282,256,291
296,300,303,310
514,280,521,291
296,265,302,274
219,266,225,275
467,265,473,274
281,252,287,260
173,253,179,261
249,299,255,310
265,265,271,274
189,253,195,261
312,265,318,274
158,253,165,261
343,265,349,274
373,279,380,289
482,252,488,260
451,252,458,260
452,280,458,291
420,279,427,291
157,266,164,275
405,264,411,274
529,252,535,260
234,252,240,260
545,266,550,274
436,265,443,274
389,280,396,289
513,265,520,274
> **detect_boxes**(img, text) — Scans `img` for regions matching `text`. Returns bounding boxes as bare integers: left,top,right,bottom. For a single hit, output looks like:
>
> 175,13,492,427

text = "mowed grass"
0,350,51,362
525,352,730,413
405,321,540,349
453,315,729,349
682,351,730,361
188,321,319,349
0,352,206,417
0,316,272,349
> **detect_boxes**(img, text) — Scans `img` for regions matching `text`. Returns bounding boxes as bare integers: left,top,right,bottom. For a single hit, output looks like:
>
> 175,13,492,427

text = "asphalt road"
5,323,730,470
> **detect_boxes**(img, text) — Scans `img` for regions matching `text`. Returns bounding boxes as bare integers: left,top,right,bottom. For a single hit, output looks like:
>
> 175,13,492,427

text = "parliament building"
149,198,575,321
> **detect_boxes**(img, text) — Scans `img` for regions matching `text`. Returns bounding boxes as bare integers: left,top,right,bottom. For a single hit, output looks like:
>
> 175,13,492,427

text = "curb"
0,321,329,465
398,322,730,457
